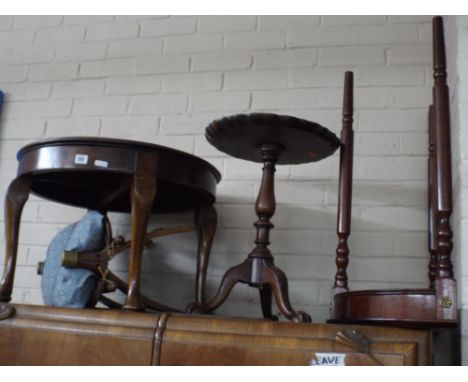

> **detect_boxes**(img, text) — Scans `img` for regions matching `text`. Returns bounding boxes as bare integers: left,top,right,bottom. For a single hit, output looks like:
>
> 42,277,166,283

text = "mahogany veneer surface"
17,136,221,213
330,289,457,328
0,304,431,366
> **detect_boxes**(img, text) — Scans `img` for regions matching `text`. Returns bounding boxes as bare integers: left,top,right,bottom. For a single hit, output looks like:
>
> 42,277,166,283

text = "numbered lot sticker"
74,154,88,165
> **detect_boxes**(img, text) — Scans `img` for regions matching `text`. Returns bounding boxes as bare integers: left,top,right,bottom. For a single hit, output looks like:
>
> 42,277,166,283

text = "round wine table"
0,137,221,311
188,113,340,322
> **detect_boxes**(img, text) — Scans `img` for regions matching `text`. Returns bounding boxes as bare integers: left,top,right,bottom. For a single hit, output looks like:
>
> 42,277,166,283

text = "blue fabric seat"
41,210,106,308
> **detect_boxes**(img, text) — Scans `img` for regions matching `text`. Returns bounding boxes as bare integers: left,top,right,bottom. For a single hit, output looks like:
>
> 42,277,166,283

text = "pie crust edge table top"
205,113,341,164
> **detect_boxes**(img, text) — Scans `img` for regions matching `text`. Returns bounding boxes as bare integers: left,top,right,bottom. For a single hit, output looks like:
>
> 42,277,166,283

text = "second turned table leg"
194,205,217,306
123,152,157,311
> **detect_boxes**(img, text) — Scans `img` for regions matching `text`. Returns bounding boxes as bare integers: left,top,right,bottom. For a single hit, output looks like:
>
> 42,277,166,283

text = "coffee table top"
205,113,341,164
16,137,221,213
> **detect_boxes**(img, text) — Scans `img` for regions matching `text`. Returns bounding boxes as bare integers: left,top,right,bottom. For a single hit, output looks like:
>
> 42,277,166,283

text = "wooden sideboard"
0,304,431,365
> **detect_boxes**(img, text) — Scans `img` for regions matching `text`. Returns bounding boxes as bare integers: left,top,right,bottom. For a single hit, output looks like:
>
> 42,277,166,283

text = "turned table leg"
123,152,157,311
249,144,310,322
0,176,31,302
194,205,217,305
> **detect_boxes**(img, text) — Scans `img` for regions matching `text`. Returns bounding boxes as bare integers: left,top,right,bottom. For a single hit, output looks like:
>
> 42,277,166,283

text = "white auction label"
94,159,109,168
309,353,346,366
74,154,88,165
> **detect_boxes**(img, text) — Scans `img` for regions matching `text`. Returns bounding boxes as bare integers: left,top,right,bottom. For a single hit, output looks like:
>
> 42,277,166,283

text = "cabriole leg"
194,205,217,305
123,153,157,311
0,176,31,302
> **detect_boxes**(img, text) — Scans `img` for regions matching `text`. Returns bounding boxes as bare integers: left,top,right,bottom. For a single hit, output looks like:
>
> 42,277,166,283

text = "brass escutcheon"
439,296,452,308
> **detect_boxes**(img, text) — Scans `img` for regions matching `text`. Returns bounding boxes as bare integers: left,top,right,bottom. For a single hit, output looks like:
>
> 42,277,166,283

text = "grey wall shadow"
104,178,428,311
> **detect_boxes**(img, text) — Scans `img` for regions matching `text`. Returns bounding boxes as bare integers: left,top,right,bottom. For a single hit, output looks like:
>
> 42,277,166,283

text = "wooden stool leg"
0,176,31,302
123,152,157,311
262,261,311,323
194,205,217,305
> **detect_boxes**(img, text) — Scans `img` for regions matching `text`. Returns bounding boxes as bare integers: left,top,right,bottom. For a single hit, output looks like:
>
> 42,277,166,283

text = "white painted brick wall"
35,25,86,45
199,15,257,33
192,51,253,71
0,16,465,341
225,30,286,50
13,16,62,29
135,55,189,75
85,21,139,41
45,117,101,137
165,34,223,54
80,58,134,78
52,79,105,99
140,17,197,37
56,42,108,62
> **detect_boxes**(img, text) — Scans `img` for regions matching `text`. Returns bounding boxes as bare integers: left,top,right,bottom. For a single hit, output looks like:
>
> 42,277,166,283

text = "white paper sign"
309,353,346,366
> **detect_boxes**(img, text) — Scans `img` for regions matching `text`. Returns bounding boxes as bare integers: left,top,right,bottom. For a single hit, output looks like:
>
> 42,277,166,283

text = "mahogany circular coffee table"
188,113,340,322
0,137,221,312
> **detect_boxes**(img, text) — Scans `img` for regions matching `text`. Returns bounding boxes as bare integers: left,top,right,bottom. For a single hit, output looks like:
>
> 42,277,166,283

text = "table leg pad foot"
291,311,312,323
0,303,15,321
